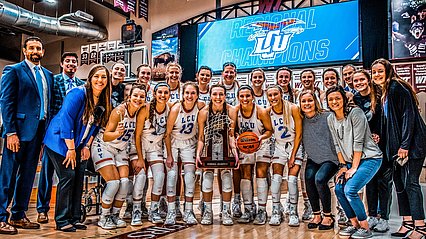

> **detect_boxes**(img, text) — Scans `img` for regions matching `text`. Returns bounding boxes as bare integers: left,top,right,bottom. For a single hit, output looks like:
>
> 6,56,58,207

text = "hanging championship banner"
138,0,148,20
413,63,426,93
105,41,117,63
89,43,98,64
116,41,125,62
80,45,89,65
98,42,107,63
114,0,135,13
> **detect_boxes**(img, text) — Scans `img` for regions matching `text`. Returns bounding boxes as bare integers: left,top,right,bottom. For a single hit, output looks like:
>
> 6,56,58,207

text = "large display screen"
197,0,360,72
391,0,426,59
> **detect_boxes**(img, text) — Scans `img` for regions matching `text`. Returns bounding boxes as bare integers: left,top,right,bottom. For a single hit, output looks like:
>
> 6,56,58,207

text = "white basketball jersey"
172,104,198,140
270,108,296,145
169,87,180,103
142,105,169,144
146,88,153,103
96,107,137,151
199,89,210,104
225,82,239,106
254,91,269,108
238,105,264,136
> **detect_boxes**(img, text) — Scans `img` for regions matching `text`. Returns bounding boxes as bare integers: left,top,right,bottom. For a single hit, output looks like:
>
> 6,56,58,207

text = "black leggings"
304,159,338,214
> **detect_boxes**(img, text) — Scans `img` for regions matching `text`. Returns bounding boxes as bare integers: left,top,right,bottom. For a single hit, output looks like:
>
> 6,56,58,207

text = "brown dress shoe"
37,212,49,224
0,222,18,234
10,217,40,229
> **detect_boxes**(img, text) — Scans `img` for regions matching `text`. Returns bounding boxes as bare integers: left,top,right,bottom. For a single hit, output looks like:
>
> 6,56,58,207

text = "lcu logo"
242,18,305,60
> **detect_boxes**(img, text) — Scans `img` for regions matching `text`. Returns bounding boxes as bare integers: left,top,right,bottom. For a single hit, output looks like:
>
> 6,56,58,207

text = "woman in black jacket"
372,58,426,238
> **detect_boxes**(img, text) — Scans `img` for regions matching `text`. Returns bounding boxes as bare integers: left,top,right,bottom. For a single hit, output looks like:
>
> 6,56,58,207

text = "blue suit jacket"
51,73,85,118
43,87,99,157
0,61,53,141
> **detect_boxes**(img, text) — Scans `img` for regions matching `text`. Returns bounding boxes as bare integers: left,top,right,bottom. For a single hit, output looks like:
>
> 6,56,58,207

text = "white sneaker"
111,213,126,228
183,210,198,225
149,208,164,224
351,228,373,238
288,204,299,227
268,207,283,226
221,210,233,226
123,203,132,220
339,226,358,236
302,201,313,221
374,218,389,232
131,210,142,226
253,208,267,225
164,210,176,226
200,210,213,225
367,216,379,230
98,215,116,230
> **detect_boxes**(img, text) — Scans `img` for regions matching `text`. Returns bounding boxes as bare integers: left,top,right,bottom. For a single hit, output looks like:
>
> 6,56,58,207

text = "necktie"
34,66,45,120
66,78,74,92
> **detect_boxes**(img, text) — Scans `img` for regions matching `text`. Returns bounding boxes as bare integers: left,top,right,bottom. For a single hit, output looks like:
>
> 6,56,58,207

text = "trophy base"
197,157,237,169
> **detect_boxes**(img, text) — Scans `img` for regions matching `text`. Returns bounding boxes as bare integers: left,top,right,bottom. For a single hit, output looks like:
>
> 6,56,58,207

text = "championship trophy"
197,112,237,168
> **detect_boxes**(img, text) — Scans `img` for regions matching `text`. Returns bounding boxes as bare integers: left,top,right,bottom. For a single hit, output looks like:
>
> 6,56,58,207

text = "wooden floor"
3,174,416,239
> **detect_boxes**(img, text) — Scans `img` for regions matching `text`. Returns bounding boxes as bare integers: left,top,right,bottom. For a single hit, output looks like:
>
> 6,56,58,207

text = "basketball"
237,131,261,154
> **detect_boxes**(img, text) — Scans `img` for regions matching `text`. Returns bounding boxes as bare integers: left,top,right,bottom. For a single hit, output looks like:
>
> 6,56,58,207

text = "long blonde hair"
267,85,292,126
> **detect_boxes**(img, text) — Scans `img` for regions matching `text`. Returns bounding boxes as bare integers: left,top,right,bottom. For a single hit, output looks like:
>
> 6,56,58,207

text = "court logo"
242,18,305,60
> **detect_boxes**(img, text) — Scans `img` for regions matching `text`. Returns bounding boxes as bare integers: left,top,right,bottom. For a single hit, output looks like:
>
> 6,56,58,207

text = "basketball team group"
0,36,426,239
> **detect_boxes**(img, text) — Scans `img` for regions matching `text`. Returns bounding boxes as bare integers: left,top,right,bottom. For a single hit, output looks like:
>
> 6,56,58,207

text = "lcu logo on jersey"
257,98,267,106
170,92,179,101
240,122,255,131
181,115,196,124
226,92,236,102
241,18,305,60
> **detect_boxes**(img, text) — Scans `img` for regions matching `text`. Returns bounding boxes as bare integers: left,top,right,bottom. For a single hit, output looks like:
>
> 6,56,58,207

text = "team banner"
114,0,135,13
391,0,426,59
80,45,89,65
197,0,360,72
138,0,148,20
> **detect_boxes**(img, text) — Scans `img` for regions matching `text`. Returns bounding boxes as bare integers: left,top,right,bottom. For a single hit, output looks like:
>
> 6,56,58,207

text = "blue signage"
197,0,360,72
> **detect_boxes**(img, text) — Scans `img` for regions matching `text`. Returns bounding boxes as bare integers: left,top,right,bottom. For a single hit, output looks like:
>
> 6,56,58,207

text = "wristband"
68,148,75,151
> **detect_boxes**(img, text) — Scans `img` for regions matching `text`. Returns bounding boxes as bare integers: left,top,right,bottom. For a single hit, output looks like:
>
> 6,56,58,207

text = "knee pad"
115,177,130,202
102,179,120,205
288,175,299,204
202,171,214,193
166,164,178,197
183,164,196,198
133,170,147,201
151,163,165,196
221,170,232,193
256,177,268,205
271,174,283,203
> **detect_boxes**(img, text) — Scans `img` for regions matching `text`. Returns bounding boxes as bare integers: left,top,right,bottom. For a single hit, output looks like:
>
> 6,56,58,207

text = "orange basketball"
237,131,261,154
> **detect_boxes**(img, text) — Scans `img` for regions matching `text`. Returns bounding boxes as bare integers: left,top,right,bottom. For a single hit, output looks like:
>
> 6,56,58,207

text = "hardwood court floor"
1,197,403,239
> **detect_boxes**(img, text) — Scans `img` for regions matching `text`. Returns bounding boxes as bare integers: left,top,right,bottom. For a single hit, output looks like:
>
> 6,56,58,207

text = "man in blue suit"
36,52,84,224
0,36,53,234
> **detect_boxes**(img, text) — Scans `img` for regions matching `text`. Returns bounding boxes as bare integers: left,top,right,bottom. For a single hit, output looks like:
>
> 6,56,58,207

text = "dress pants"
0,121,45,222
46,147,87,228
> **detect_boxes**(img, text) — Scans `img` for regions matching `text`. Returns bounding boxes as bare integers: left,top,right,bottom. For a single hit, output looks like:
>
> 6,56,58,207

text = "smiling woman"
43,64,112,232
326,85,382,238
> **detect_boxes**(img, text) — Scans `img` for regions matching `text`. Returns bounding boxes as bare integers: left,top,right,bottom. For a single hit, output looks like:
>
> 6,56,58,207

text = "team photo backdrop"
197,0,360,72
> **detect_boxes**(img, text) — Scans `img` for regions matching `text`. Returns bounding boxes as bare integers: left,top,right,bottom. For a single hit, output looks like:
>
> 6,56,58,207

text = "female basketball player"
221,62,239,106
266,85,303,226
197,66,212,104
250,68,269,108
166,63,182,103
135,82,172,224
196,84,238,226
276,67,297,103
163,82,205,225
92,84,146,229
236,85,273,225
298,69,322,103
